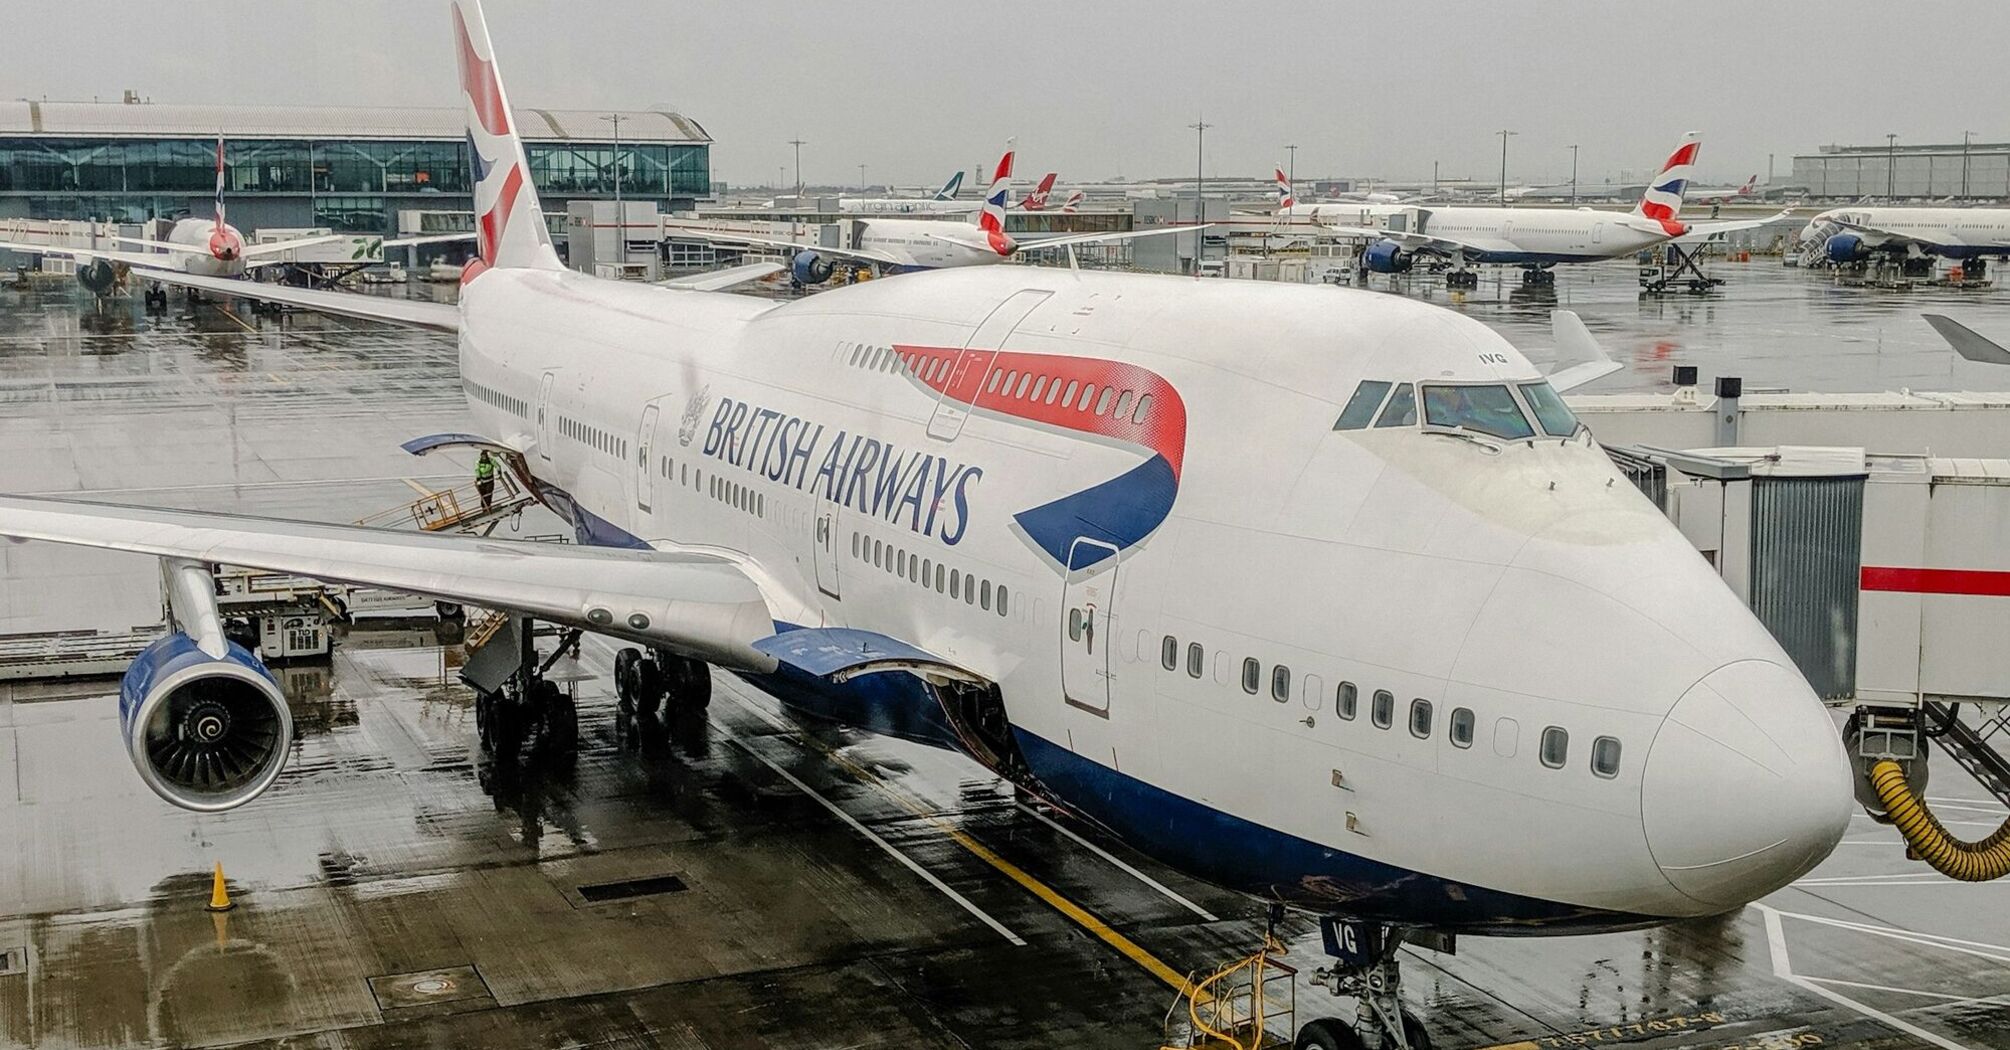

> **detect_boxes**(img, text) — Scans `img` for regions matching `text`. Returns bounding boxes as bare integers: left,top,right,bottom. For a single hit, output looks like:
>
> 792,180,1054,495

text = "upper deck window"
1518,381,1580,438
1334,381,1392,430
1373,384,1416,428
1422,384,1535,441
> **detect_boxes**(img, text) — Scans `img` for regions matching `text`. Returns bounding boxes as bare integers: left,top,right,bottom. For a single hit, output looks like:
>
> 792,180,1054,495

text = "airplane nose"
1641,660,1853,911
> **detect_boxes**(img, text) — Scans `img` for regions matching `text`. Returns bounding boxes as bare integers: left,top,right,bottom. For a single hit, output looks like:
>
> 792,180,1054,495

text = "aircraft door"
635,402,661,514
927,288,1051,441
1592,222,1605,245
1060,537,1120,717
535,371,555,462
812,497,842,602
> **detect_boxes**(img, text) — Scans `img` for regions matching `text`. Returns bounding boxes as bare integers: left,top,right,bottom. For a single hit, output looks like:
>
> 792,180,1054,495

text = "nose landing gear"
1300,919,1439,1050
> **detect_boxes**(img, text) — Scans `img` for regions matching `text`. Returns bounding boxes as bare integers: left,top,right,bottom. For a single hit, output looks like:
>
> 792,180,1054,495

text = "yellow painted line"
401,477,434,497
732,688,1199,998
1471,1042,1538,1050
218,306,255,333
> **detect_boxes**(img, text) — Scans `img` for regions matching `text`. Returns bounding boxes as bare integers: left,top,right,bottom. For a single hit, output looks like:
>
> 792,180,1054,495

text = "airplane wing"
241,234,351,258
660,261,784,291
1923,313,2010,365
1319,225,1506,257
0,238,186,271
1672,209,1798,245
1545,310,1623,392
1011,225,1210,252
111,235,210,255
1826,216,1953,248
663,228,902,265
0,494,779,673
135,268,460,332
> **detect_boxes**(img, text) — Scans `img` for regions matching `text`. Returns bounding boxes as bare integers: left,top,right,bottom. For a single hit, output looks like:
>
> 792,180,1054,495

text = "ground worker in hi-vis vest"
475,450,497,511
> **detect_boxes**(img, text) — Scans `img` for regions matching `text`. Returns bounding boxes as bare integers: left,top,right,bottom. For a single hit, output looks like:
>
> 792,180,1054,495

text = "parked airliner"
0,4,1854,1047
837,170,973,214
1800,206,2010,268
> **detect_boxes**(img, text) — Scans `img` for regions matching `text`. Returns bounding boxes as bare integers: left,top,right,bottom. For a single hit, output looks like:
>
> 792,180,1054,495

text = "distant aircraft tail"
1633,132,1701,234
212,136,227,230
209,134,242,261
1275,168,1295,209
1059,189,1085,213
975,143,1015,255
1020,172,1057,210
933,170,965,201
1739,174,1758,196
453,0,561,279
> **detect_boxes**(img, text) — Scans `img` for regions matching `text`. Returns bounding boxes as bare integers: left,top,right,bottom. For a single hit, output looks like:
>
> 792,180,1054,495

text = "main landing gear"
1444,269,1479,291
612,646,711,716
1518,266,1556,288
1297,919,1440,1050
471,617,580,762
143,284,169,314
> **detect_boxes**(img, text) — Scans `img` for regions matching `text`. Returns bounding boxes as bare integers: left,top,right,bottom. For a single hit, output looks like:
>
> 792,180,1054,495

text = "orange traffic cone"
205,862,236,913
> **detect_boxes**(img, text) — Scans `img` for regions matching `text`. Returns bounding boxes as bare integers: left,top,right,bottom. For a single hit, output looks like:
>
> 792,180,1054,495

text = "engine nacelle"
1825,233,1871,264
791,249,835,285
76,259,117,295
1362,240,1413,274
120,632,292,811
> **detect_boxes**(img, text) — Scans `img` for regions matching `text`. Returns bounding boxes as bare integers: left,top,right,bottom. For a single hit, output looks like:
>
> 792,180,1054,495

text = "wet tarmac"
0,276,2007,1049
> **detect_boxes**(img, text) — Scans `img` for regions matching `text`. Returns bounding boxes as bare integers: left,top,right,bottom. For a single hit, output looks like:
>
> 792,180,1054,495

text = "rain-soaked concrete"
0,272,2007,1049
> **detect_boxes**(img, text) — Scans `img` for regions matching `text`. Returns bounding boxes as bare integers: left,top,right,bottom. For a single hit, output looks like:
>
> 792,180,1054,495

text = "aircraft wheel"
1296,1019,1366,1050
475,690,495,752
663,653,711,711
536,679,577,754
631,657,664,716
1401,1012,1433,1050
613,646,640,710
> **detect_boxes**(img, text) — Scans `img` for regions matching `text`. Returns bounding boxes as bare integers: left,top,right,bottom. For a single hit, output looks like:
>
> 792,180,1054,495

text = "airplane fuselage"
1397,207,1675,265
851,217,1004,270
451,263,1852,935
164,217,248,277
1805,207,2010,259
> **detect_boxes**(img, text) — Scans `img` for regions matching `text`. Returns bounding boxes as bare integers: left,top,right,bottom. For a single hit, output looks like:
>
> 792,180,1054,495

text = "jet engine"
76,259,118,296
1362,240,1413,274
791,250,835,285
121,560,294,811
1824,233,1871,264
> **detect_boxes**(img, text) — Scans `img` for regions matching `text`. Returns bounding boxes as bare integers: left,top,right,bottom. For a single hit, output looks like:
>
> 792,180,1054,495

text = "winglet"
1545,310,1623,392
452,0,561,280
1925,313,2010,366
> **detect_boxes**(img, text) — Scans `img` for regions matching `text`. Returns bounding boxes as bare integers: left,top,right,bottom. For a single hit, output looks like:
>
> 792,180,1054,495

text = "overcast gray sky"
5,1,2004,189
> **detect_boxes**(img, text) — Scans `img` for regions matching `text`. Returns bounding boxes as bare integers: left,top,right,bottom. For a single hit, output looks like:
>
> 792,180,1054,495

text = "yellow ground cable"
1869,759,2010,881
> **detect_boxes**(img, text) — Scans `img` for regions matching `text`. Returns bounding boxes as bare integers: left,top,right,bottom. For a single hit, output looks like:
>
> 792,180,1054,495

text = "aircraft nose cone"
1641,660,1853,910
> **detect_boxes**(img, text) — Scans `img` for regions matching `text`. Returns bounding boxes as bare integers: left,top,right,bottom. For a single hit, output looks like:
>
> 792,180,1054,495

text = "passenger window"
980,580,992,610
1115,391,1135,420
935,564,945,592
920,557,931,582
1241,658,1260,695
1518,381,1580,438
1095,388,1115,416
996,584,1008,616
1186,642,1204,678
1374,383,1416,428
1271,665,1291,703
1591,736,1622,778
1450,707,1475,748
1336,682,1357,720
988,370,1004,394
965,580,976,606
1409,699,1433,739
1132,392,1152,423
1068,607,1084,641
1063,380,1080,406
1079,383,1097,411
1016,373,1033,399
1031,376,1048,401
1162,635,1178,671
1334,380,1392,430
1540,726,1569,769
1371,689,1394,728
1422,384,1536,440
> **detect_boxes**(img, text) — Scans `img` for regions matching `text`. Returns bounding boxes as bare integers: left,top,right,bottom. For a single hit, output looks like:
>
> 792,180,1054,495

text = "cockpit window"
1518,381,1581,437
1422,384,1535,440
1334,381,1392,430
1373,383,1416,428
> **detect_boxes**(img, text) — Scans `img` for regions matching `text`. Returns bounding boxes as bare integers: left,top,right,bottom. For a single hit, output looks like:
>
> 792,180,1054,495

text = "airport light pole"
1963,130,1976,200
599,114,624,263
1284,143,1298,192
789,138,807,196
1189,118,1212,275
858,164,867,191
1568,144,1579,205
1886,133,1898,200
1497,129,1516,206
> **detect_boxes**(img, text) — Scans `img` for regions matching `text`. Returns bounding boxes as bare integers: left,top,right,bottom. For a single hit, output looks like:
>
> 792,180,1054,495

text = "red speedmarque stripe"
1861,566,2010,597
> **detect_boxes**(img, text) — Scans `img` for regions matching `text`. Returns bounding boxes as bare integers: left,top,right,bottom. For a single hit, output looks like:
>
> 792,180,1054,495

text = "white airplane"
0,137,364,296
837,170,976,215
672,150,1193,282
0,5,1857,1048
1799,206,2010,269
1324,135,1792,282
1271,170,1408,231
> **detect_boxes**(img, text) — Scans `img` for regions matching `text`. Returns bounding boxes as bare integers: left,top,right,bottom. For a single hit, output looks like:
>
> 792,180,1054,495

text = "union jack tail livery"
453,0,561,279
1019,172,1058,211
207,135,242,262
1059,189,1085,213
212,136,227,230
1275,168,1294,210
976,144,1016,256
1633,132,1701,236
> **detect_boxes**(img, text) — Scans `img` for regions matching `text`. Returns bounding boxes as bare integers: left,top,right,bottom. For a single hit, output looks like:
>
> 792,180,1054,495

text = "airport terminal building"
0,99,711,236
1790,140,2010,200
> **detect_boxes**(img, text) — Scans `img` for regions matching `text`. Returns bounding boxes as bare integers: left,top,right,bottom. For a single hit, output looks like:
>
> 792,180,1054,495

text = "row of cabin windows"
1157,635,1622,778
561,415,626,460
467,380,526,418
849,342,904,374
982,366,1153,425
851,530,1009,616
709,473,764,518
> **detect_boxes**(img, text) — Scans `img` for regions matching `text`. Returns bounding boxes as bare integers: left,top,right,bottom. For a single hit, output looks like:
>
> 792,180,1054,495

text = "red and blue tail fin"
1634,132,1701,234
1275,168,1294,210
453,0,560,279
976,143,1015,255
1059,189,1085,213
1021,172,1057,210
212,135,227,230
